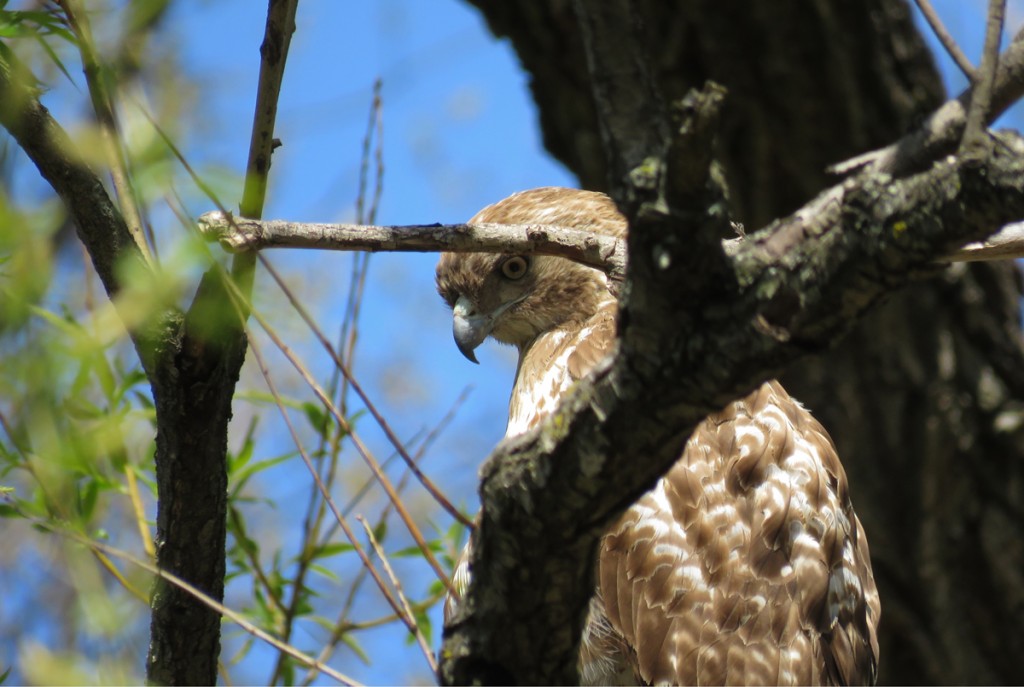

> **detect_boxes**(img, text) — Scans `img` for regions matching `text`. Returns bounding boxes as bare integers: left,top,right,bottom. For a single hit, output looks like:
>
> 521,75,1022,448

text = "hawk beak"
452,295,493,364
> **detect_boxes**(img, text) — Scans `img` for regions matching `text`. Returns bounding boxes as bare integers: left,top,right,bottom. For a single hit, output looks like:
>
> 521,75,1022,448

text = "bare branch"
256,254,474,529
961,0,1007,154
200,212,1024,272
829,26,1024,177
912,0,976,80
239,0,297,218
58,0,152,262
146,1,299,681
358,516,438,675
197,213,628,284
945,221,1024,261
245,330,420,648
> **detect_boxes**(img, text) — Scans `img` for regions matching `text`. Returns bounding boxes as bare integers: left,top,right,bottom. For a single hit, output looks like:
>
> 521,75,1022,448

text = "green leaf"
33,34,74,88
0,664,11,685
76,478,99,521
428,579,446,598
307,563,339,582
230,452,294,495
279,657,295,687
132,389,155,411
413,606,433,645
311,541,354,560
372,519,387,545
341,634,371,665
63,395,104,420
302,401,331,438
112,366,148,407
390,541,443,558
227,417,258,473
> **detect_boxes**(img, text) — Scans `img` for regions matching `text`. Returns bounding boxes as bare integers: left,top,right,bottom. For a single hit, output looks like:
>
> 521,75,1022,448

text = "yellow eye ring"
500,256,529,280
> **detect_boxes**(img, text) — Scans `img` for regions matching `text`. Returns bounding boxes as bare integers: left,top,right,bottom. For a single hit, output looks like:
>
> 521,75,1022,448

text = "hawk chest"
506,301,617,438
507,330,576,436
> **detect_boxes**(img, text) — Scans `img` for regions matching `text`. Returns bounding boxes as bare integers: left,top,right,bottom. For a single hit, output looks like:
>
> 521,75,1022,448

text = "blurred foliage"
0,1,466,684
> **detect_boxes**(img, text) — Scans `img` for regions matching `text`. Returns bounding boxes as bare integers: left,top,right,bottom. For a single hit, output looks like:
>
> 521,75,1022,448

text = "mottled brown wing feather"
598,381,879,685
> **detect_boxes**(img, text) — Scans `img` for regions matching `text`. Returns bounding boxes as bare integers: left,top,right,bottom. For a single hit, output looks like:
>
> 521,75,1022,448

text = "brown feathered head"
435,187,626,362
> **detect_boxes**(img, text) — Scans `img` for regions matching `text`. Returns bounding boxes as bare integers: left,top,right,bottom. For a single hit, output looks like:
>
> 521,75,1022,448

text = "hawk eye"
500,256,529,280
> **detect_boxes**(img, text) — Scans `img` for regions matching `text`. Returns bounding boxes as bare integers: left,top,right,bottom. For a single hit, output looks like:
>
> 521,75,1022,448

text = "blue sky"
2,0,1019,684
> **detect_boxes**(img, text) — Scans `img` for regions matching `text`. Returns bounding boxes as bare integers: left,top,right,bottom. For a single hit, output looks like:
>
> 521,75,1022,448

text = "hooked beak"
452,295,492,364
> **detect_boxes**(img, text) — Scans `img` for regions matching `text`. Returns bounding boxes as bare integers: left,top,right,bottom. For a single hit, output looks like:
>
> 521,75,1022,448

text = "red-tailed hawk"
435,187,880,685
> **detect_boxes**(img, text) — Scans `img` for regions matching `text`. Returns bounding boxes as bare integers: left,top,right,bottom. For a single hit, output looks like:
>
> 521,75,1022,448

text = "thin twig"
310,388,473,681
299,587,447,687
157,101,461,670
945,221,1024,261
962,0,1007,154
257,255,473,530
57,0,152,263
245,330,416,650
269,83,366,674
1,496,362,686
343,386,473,519
309,389,471,684
912,0,976,80
223,270,457,596
239,0,297,219
338,78,383,422
827,27,1024,177
124,465,155,559
358,516,438,674
227,505,291,619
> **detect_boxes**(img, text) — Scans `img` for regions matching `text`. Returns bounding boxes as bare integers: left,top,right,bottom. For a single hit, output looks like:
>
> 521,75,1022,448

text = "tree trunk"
464,0,1024,683
144,270,249,686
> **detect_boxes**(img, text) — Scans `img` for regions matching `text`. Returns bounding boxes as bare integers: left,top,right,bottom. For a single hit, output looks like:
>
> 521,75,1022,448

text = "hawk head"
435,187,626,362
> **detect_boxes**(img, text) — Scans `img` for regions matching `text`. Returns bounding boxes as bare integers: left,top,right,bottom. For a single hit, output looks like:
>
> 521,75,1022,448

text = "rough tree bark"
462,0,1024,684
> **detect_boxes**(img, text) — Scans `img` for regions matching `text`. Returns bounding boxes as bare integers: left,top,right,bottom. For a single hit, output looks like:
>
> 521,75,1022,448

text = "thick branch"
438,133,1024,684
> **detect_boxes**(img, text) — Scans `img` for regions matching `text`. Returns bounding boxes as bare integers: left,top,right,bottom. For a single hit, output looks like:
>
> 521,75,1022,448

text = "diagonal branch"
829,26,1024,177
961,0,1007,154
58,0,152,262
438,128,1024,683
912,0,976,81
0,45,160,357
